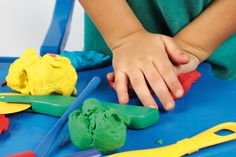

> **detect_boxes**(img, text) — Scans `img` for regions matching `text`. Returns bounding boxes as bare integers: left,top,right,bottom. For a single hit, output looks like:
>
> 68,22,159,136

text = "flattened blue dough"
61,51,111,71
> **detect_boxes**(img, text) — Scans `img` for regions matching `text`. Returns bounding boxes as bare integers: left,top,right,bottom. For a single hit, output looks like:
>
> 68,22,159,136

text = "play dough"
6,48,77,96
0,115,9,134
69,99,130,154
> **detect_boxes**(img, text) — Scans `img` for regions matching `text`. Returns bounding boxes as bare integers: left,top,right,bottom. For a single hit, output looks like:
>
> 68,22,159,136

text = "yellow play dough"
6,48,77,96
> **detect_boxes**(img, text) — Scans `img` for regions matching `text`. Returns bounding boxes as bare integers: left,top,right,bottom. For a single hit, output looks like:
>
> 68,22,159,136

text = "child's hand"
108,36,202,109
111,30,189,110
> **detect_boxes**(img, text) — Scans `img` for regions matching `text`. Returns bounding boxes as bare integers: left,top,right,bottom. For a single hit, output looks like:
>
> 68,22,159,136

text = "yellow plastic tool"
0,93,31,114
0,102,31,114
108,122,236,157
0,93,22,96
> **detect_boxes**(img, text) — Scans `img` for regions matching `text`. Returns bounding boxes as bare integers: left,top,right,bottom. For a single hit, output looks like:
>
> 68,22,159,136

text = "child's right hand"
111,30,189,110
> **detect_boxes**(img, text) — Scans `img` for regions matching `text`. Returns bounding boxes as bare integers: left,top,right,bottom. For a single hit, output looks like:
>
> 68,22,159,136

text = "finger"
107,72,115,82
175,54,200,74
115,71,129,104
161,36,189,64
107,72,116,88
128,69,158,108
154,56,184,98
142,64,175,110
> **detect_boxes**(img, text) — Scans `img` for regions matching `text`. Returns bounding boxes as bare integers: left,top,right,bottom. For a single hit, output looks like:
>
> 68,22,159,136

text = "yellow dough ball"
6,48,78,96
6,48,41,94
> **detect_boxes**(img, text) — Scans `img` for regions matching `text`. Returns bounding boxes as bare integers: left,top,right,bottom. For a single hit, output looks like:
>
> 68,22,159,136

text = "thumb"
161,36,189,64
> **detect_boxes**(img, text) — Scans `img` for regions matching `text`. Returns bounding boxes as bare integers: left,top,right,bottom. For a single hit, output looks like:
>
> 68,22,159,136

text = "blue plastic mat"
1,60,236,157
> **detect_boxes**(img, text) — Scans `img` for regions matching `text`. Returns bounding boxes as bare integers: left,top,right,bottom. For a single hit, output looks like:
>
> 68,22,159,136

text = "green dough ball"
69,99,130,154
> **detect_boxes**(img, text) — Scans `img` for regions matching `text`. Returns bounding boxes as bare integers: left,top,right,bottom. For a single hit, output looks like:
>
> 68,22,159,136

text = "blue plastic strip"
34,76,101,157
0,57,18,63
40,0,75,56
63,149,102,157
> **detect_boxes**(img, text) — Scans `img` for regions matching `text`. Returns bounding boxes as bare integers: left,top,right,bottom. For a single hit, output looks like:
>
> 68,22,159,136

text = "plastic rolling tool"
108,122,236,157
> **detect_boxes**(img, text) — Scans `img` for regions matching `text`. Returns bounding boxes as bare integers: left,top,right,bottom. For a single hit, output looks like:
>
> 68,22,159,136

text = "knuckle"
160,65,173,74
116,88,127,94
131,76,141,86
168,81,180,90
115,79,122,86
172,48,182,54
159,93,172,105
162,35,171,40
145,55,155,62
155,85,168,96
148,72,161,83
140,94,152,104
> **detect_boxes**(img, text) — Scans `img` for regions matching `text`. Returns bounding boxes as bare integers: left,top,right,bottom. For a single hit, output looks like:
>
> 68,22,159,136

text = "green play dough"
69,99,131,154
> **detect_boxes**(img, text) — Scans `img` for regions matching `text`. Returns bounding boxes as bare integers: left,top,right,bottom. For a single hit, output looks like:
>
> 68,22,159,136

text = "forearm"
175,0,236,62
79,0,144,49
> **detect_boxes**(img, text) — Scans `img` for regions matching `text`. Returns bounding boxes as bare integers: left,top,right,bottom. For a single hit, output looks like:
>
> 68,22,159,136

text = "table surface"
1,60,236,157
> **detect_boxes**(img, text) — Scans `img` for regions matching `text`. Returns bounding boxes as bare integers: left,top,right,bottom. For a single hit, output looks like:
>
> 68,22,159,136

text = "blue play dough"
61,51,111,71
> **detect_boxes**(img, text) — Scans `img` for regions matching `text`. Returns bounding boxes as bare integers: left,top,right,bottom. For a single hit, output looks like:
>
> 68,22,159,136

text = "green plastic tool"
0,95,76,117
84,98,159,129
0,95,159,129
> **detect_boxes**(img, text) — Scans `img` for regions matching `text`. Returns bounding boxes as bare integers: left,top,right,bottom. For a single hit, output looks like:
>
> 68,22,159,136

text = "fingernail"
149,104,158,109
120,96,128,104
175,89,183,98
166,102,175,110
107,74,111,79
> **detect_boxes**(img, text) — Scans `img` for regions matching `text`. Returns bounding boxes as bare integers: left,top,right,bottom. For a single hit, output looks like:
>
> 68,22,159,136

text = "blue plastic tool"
63,149,102,157
40,0,75,55
34,76,101,157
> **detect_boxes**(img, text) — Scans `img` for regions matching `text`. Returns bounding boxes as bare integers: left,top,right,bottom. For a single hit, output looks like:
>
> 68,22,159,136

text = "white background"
0,0,84,57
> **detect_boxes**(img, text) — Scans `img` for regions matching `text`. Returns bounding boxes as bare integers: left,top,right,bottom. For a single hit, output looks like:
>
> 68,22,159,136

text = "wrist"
173,36,210,62
109,28,146,51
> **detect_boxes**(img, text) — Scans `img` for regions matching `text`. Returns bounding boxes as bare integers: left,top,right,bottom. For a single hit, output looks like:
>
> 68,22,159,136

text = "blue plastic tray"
1,60,236,157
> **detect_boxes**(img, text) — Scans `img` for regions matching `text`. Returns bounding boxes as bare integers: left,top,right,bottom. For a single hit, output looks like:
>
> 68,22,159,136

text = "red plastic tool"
0,114,10,134
108,70,201,99
48,53,57,58
6,151,36,157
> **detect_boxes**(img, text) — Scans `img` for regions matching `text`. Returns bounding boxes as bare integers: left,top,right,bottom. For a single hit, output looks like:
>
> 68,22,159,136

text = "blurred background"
0,0,84,57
